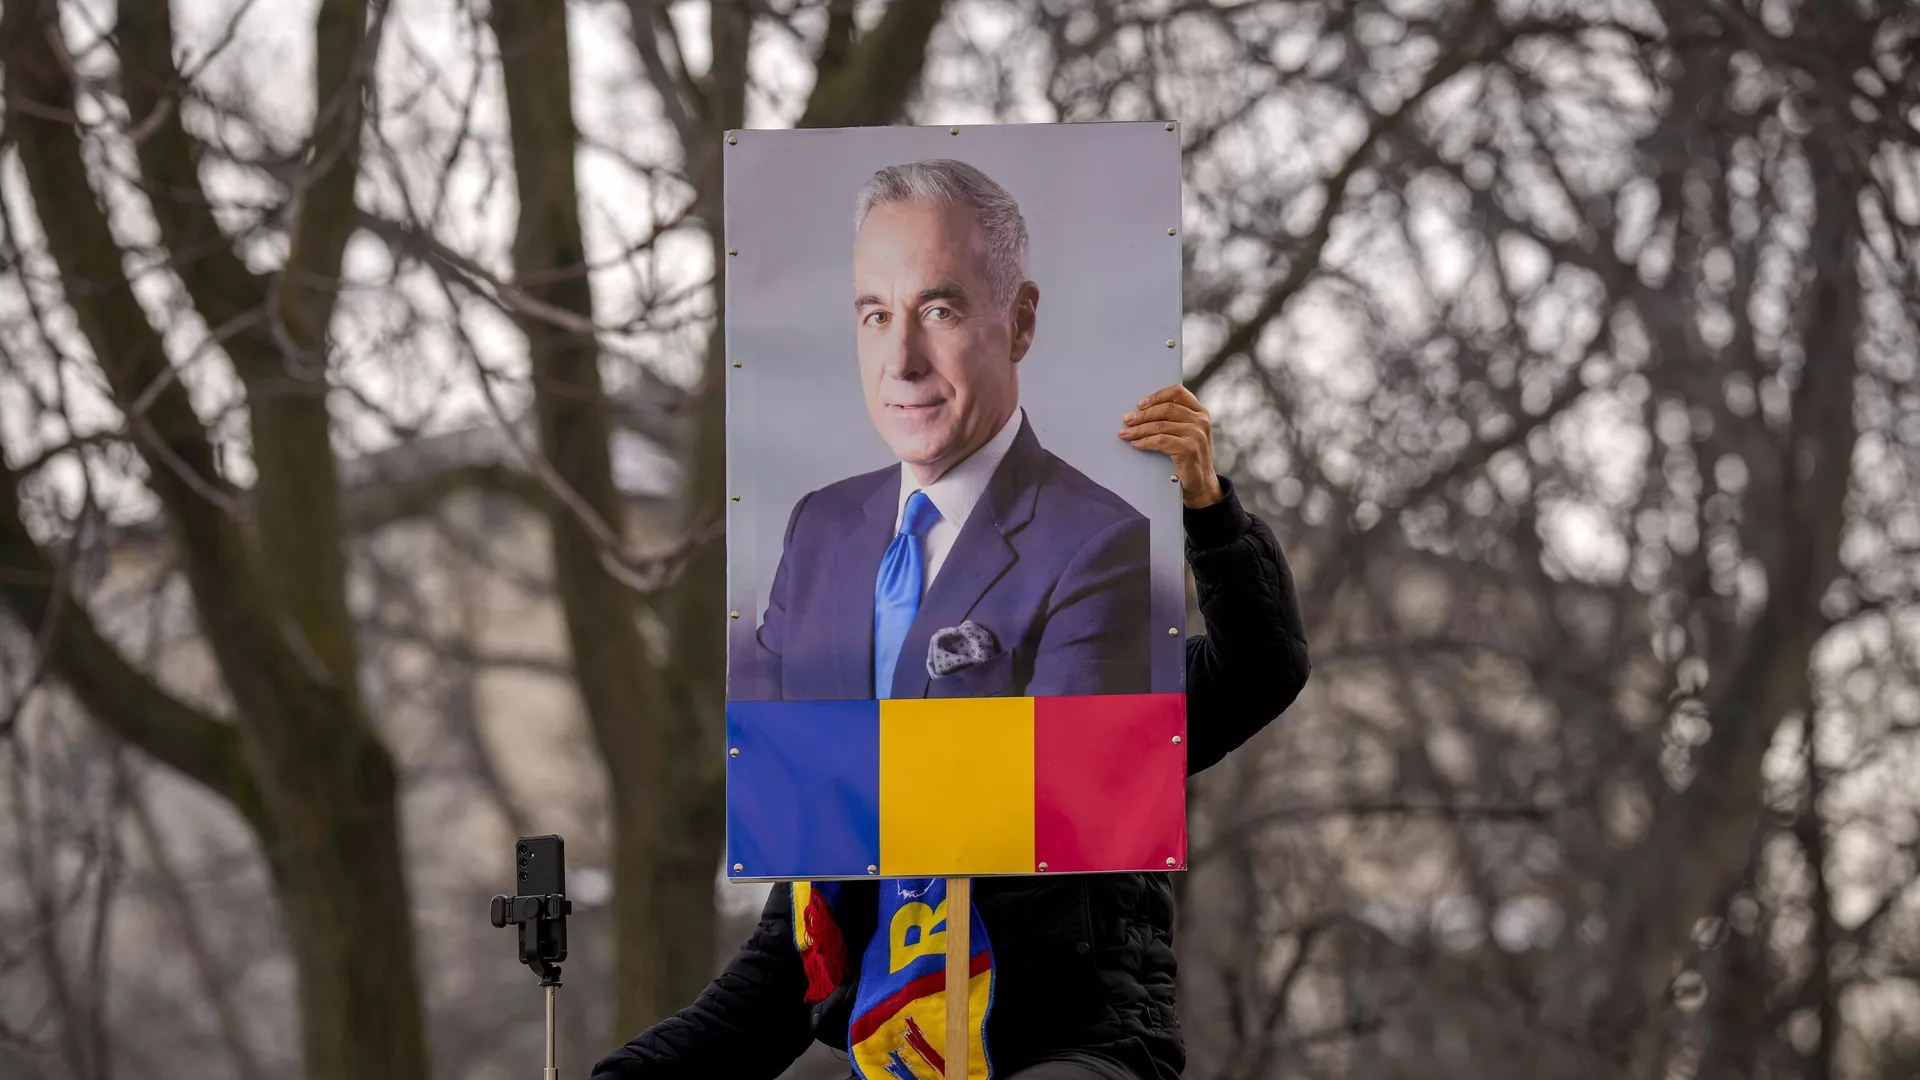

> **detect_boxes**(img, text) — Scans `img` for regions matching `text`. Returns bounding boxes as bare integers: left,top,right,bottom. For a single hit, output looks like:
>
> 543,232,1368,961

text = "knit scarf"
792,879,995,1080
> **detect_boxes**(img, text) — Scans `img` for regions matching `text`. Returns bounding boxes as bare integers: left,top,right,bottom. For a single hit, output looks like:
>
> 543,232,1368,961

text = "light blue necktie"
872,493,969,1039
873,490,941,697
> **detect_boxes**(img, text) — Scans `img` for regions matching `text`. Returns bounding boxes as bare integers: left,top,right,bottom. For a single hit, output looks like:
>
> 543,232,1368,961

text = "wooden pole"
944,876,970,1080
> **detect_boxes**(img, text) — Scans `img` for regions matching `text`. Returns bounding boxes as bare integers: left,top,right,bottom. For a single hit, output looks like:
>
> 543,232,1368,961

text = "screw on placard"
729,747,740,758
733,863,744,872
949,126,959,135
867,865,878,875
730,610,741,619
1168,627,1179,636
1171,475,1179,483
728,248,738,256
731,494,741,502
1166,857,1178,867
1038,862,1050,872
1167,227,1176,236
1172,735,1183,745
1165,122,1175,131
732,361,742,368
1166,339,1177,348
727,134,738,145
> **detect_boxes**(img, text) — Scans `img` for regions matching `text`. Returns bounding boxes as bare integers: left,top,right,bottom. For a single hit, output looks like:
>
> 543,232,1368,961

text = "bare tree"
478,0,951,1035
1147,0,1920,1075
0,0,433,1076
1,0,958,1073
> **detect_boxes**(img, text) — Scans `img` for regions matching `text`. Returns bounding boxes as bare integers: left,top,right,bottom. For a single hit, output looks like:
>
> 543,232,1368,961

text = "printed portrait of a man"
738,158,1152,702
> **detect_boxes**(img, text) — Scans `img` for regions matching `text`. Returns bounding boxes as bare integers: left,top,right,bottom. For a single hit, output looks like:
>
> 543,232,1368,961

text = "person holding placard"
593,379,1311,1079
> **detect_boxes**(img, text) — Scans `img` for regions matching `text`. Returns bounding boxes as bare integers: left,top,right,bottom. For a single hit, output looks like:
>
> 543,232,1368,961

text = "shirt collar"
896,406,1024,532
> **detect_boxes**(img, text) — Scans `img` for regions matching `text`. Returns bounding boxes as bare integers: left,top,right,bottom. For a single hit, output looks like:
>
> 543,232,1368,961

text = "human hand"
1119,385,1224,509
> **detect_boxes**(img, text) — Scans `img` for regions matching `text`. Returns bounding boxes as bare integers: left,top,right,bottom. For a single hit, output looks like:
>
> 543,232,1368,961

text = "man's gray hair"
854,158,1029,308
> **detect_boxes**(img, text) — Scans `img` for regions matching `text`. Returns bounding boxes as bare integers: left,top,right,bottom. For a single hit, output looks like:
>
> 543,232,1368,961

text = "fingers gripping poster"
724,123,1186,882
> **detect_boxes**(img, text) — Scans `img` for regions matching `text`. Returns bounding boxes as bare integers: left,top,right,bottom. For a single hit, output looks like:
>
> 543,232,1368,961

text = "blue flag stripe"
727,700,881,879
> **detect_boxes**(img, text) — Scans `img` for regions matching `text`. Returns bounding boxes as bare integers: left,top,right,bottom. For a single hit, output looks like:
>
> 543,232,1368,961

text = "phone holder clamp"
490,892,572,987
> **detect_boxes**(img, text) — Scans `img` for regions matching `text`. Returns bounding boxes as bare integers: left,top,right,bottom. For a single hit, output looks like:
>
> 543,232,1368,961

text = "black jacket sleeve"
1182,475,1311,775
587,884,815,1080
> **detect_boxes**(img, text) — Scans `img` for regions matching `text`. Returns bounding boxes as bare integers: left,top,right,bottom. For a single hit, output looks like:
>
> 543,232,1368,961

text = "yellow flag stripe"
878,697,1036,876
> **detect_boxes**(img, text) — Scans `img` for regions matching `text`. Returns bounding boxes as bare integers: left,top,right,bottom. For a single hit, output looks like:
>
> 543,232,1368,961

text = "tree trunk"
269,732,430,1080
486,0,717,1036
1590,63,1864,1071
490,0,959,1042
1,5,431,1079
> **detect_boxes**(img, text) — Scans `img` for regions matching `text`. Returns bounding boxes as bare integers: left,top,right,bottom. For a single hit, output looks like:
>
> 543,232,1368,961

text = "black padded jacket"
589,476,1310,1080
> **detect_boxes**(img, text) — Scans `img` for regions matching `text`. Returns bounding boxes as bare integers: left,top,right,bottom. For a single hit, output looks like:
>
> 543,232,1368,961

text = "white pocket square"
926,620,998,677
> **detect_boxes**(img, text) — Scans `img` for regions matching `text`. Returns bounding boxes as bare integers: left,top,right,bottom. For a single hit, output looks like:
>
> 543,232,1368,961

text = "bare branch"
1187,0,1506,393
798,0,950,128
0,460,269,833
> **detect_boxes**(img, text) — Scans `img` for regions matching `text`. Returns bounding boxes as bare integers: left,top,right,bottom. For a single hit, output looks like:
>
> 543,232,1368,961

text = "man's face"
853,200,1037,484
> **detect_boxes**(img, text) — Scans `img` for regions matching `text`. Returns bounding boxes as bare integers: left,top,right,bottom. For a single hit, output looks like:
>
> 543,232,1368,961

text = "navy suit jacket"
740,417,1151,700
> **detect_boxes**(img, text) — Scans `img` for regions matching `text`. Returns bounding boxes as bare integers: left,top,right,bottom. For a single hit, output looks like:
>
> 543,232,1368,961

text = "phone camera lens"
519,870,529,882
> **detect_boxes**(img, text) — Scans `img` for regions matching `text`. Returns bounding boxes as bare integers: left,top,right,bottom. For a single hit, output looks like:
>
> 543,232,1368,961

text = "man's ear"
1007,281,1040,364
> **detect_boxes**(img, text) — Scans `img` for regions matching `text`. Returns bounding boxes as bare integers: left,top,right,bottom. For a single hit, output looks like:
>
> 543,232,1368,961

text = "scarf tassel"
800,888,846,1004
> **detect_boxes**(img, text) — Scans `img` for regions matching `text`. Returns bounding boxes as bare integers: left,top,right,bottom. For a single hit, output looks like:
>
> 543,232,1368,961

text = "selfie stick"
491,890,571,1080
544,978,559,1080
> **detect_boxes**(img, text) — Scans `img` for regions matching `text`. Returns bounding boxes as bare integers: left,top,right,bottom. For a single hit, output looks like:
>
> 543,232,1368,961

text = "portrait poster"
723,122,1187,882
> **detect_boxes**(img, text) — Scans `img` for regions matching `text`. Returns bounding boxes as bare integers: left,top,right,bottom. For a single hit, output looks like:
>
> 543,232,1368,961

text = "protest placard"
722,122,1185,1079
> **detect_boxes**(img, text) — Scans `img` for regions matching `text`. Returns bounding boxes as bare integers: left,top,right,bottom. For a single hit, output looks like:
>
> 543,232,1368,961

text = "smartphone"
515,834,567,965
518,834,566,896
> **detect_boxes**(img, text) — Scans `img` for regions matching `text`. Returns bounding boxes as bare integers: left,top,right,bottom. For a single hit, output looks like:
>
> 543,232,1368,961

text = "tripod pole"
544,982,558,1080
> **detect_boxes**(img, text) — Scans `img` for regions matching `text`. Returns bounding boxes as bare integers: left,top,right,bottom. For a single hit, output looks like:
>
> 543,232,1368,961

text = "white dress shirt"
894,406,1023,594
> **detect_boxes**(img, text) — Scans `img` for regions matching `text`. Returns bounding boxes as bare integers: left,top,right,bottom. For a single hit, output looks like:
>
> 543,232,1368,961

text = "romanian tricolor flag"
726,693,1187,880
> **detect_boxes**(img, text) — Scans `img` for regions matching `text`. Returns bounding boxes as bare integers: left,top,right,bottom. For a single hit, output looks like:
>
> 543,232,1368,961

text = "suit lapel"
825,469,901,698
888,419,1046,699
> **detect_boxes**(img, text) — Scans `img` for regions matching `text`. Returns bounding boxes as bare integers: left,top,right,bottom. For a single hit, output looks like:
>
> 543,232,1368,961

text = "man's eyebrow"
915,284,968,306
853,283,970,310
